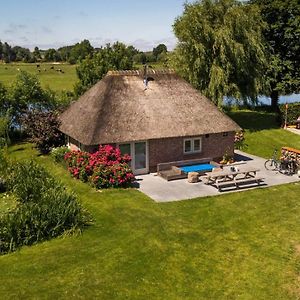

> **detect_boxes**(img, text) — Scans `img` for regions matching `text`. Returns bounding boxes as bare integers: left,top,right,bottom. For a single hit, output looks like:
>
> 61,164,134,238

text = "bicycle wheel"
264,159,277,171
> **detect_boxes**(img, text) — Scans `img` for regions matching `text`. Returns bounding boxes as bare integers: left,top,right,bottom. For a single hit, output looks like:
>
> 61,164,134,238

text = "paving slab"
136,150,300,202
286,128,300,136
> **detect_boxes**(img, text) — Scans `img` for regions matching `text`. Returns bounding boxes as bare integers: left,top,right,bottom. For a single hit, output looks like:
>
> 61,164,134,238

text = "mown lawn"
0,63,77,92
228,110,300,158
0,143,300,299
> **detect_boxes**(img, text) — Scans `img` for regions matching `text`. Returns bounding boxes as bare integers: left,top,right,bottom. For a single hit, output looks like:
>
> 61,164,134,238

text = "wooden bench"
215,177,265,191
215,180,236,191
235,177,265,188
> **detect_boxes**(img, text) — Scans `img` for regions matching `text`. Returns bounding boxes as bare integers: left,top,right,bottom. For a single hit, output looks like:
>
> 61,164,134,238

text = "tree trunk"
270,90,279,110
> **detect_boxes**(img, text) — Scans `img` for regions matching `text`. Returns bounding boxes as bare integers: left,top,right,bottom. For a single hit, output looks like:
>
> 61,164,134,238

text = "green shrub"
279,102,300,125
6,161,57,203
0,178,6,193
0,150,9,174
51,146,70,163
0,151,9,193
0,160,90,254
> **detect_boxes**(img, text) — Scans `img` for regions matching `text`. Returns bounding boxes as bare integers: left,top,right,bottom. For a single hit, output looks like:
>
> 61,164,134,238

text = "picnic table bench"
215,176,265,191
202,167,264,191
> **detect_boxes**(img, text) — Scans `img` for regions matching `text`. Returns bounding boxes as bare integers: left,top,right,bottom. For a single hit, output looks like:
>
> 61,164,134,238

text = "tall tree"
68,39,94,64
75,42,134,95
251,0,300,108
153,44,167,61
2,42,13,63
9,71,51,125
12,46,31,62
44,48,61,62
57,45,72,62
172,0,267,106
33,46,41,61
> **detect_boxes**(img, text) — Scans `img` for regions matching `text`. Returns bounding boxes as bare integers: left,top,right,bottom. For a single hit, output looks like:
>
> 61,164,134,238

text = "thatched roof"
59,70,241,145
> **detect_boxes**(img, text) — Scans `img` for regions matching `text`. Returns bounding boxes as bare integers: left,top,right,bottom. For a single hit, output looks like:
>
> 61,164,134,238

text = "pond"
225,94,300,106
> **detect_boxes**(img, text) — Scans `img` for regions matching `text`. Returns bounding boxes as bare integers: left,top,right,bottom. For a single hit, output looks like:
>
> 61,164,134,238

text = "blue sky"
0,0,187,50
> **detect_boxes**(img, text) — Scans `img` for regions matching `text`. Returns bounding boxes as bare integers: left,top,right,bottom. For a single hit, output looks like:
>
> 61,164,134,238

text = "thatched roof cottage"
60,70,240,174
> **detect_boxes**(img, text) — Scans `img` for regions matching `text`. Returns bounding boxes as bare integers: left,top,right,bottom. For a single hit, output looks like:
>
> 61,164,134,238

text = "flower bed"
64,145,135,188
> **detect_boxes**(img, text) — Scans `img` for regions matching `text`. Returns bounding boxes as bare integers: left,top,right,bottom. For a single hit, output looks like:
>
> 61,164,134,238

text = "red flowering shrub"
64,145,135,188
64,151,91,182
90,163,135,188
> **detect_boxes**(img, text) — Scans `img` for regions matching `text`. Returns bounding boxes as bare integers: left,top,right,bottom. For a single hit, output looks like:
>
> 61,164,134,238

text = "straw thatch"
59,70,241,145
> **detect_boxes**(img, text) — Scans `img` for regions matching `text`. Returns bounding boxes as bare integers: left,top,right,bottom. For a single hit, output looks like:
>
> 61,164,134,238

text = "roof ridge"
107,69,176,76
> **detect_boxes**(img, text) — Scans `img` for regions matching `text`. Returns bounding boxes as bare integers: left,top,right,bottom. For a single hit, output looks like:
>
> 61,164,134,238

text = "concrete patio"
286,127,300,136
136,150,300,202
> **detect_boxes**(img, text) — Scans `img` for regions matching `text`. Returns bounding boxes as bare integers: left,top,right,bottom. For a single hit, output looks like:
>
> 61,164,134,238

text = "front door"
118,141,149,175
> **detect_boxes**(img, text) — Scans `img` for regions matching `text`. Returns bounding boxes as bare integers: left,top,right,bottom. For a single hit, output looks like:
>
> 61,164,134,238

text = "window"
223,132,228,137
194,139,201,152
205,134,210,138
184,137,202,154
119,143,131,156
184,140,192,153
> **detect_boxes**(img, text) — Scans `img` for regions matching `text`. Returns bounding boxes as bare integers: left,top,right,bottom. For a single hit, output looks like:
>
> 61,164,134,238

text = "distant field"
0,63,78,92
0,62,170,92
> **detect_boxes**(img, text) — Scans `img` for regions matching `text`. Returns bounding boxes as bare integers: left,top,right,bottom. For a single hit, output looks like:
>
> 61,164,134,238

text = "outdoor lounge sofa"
157,158,219,181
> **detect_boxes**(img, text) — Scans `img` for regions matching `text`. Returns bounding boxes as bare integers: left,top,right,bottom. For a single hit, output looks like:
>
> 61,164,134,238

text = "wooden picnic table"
203,166,260,185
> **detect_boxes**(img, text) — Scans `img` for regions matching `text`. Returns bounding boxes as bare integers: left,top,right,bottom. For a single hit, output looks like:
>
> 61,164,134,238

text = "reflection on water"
225,94,300,106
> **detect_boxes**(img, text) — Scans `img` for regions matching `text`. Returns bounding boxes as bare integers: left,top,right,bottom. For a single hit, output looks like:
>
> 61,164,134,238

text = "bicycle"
264,149,280,171
264,149,296,175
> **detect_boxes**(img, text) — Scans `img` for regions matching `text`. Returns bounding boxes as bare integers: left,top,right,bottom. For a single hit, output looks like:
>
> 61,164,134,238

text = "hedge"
279,102,300,125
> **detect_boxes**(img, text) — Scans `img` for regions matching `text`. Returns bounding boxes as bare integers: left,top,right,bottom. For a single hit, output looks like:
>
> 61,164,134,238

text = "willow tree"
172,0,267,106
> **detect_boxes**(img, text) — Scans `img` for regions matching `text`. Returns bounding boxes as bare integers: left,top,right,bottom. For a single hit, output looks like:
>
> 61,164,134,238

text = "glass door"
118,141,148,175
134,142,148,175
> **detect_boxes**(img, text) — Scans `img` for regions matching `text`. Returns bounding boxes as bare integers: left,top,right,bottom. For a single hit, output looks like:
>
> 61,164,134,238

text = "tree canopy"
74,42,135,95
153,44,167,61
172,0,267,106
1,71,61,128
251,0,300,108
68,39,94,64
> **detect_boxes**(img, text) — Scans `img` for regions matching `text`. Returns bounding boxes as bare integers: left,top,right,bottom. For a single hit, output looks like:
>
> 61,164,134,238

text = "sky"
0,0,187,51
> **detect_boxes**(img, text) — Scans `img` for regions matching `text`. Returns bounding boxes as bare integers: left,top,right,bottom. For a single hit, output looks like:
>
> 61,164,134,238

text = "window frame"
183,137,202,154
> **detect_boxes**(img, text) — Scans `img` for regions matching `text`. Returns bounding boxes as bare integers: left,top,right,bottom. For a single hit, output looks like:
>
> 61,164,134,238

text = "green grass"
0,62,168,93
1,143,300,299
0,63,77,92
228,110,300,158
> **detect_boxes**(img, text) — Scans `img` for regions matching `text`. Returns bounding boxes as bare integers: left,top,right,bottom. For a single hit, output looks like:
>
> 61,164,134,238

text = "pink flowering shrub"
64,145,135,188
